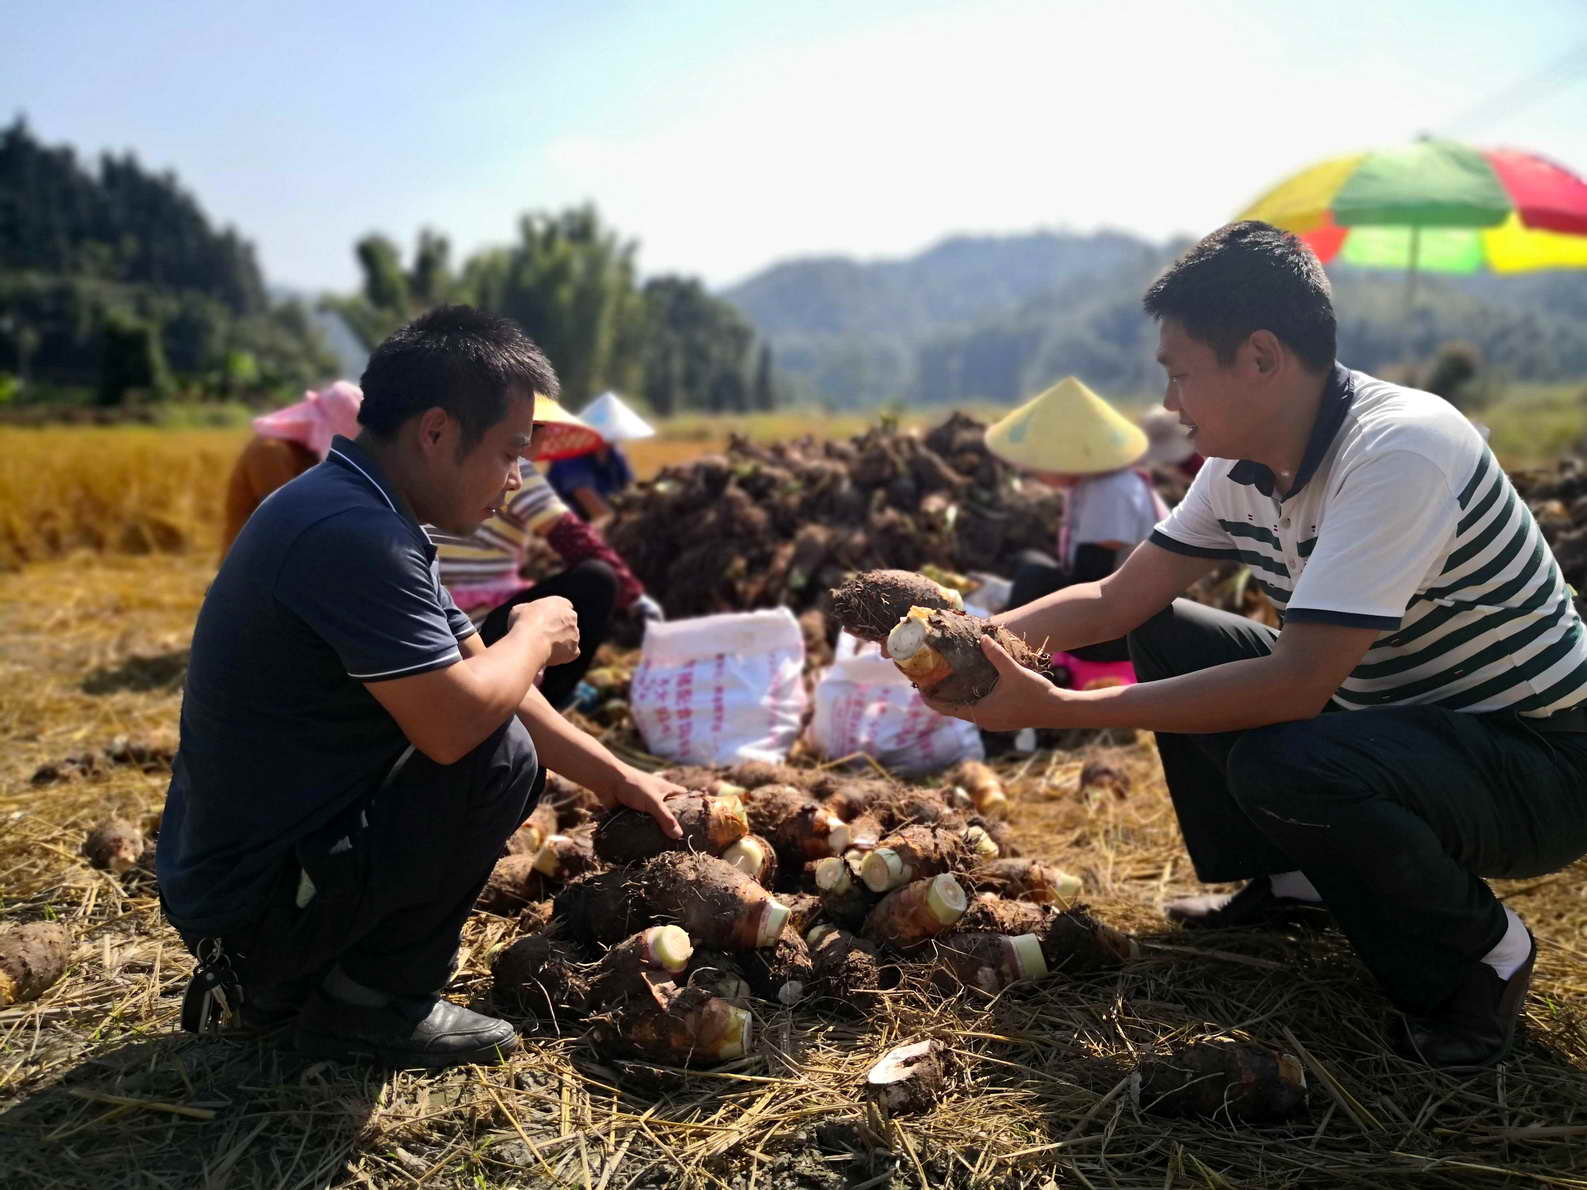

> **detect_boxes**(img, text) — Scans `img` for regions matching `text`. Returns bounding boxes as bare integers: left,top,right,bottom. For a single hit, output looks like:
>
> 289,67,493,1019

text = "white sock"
1268,870,1322,903
1481,906,1531,981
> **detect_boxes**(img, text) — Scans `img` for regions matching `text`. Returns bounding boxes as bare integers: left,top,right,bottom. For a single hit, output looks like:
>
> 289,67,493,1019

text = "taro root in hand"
887,608,1047,704
828,569,964,642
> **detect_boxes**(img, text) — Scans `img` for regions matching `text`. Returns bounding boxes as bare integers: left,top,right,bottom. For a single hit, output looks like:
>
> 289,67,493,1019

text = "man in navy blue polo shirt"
158,306,683,1069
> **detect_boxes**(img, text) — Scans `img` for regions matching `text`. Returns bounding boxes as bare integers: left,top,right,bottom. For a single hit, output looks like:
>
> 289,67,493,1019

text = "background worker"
926,222,1587,1070
220,380,363,554
990,377,1168,687
435,400,654,710
159,306,682,1070
546,390,651,526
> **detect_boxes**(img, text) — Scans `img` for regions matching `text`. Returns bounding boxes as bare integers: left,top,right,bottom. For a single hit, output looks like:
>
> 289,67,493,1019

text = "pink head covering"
252,381,364,459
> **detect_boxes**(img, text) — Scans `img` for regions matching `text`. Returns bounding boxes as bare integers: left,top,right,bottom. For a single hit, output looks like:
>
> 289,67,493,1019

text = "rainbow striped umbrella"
1239,139,1587,274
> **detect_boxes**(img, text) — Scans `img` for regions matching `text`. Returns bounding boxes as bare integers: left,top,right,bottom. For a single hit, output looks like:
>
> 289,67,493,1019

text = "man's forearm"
995,580,1124,654
515,683,631,793
1047,652,1329,734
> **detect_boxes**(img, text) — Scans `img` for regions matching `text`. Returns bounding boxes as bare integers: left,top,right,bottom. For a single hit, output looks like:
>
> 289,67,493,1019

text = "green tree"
99,312,171,405
0,118,332,404
752,342,777,410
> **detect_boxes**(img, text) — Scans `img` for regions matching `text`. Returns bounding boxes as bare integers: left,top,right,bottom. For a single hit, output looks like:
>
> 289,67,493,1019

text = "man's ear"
415,407,451,458
1247,330,1284,378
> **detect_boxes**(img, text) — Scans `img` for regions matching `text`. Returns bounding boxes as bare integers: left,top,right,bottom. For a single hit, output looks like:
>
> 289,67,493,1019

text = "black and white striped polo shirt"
1152,365,1587,717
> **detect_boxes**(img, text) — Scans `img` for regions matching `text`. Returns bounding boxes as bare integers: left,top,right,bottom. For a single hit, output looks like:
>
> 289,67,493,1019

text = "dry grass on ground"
3,554,1587,1188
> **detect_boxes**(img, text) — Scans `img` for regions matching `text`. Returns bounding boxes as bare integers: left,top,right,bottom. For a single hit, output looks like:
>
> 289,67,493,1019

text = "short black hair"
1143,221,1337,374
358,305,560,451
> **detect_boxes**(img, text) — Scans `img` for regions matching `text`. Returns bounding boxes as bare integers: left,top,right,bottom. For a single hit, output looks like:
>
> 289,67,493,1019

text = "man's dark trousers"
1129,599,1587,1013
480,560,618,710
189,718,540,1000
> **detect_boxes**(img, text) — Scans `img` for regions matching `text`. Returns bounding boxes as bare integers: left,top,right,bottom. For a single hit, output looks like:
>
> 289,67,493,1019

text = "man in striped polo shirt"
927,222,1587,1069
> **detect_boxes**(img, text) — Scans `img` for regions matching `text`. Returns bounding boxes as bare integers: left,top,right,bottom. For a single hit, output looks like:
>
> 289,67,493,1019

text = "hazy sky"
12,0,1587,294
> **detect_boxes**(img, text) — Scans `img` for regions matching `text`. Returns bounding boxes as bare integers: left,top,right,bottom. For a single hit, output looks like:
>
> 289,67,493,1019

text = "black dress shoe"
1163,877,1331,931
1393,931,1536,1071
296,991,519,1069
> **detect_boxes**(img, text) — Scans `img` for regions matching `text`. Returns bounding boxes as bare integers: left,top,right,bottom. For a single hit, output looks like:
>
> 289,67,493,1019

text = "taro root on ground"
1038,905,1140,972
82,817,148,875
968,813,1020,858
0,921,69,1007
864,873,968,951
806,924,888,1011
811,855,878,932
821,777,901,821
745,785,851,865
492,933,591,1018
867,789,964,833
827,569,964,642
593,791,748,864
542,773,605,830
719,833,778,888
971,858,1081,905
515,899,555,935
865,1039,947,1117
725,760,818,792
957,893,1055,937
780,891,821,937
591,983,754,1067
1129,1043,1308,1122
588,925,694,1008
1079,759,1131,799
950,760,1009,818
506,802,559,857
741,926,815,1006
532,826,600,881
478,854,551,916
927,931,1048,995
860,824,983,893
554,869,639,944
683,948,753,1006
888,608,1047,704
630,852,792,951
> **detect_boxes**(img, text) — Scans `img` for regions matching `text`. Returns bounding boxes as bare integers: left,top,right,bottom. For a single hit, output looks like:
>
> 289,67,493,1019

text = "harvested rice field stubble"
0,435,1586,1189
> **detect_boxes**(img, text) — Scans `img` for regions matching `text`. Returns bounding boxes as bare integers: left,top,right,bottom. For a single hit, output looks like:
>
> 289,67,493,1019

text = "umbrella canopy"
1240,139,1587,273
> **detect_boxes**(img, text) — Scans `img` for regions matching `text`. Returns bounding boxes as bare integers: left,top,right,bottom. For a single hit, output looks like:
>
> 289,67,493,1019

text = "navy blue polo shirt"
157,435,485,934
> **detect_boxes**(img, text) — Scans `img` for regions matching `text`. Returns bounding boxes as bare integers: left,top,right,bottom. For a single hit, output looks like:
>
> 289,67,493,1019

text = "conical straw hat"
984,376,1148,474
578,391,655,441
531,394,605,461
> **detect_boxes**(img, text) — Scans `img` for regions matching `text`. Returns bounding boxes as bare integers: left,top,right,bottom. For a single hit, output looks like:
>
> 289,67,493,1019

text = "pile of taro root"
472,759,1305,1121
606,414,1189,621
1512,455,1587,610
13,750,1309,1120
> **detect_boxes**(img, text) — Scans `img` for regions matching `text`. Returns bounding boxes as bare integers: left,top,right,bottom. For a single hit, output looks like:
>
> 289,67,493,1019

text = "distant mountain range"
723,230,1587,408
